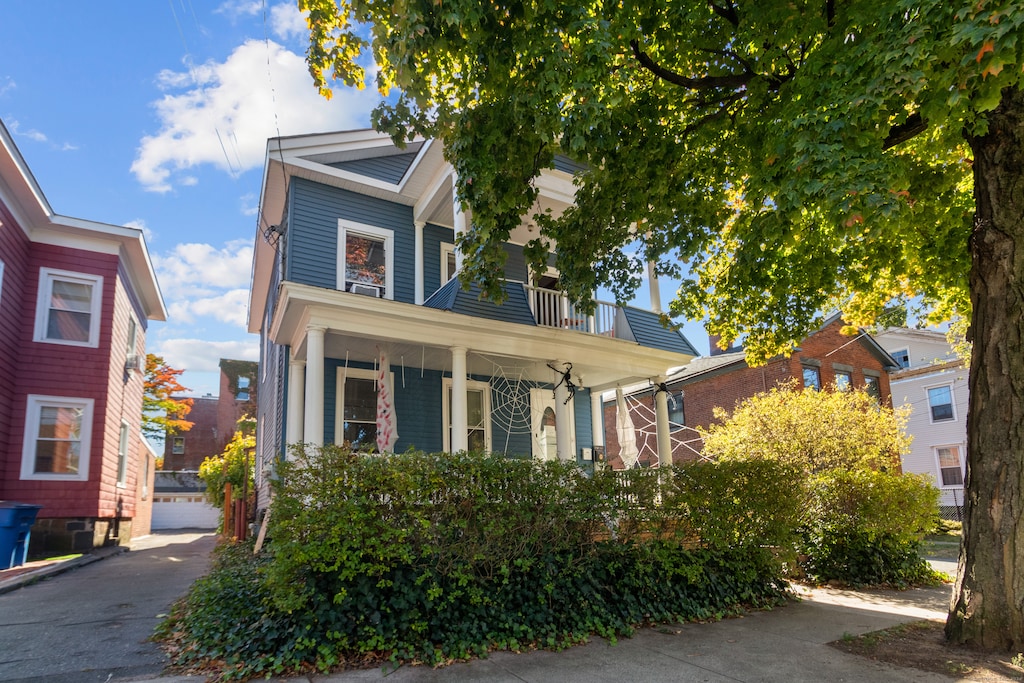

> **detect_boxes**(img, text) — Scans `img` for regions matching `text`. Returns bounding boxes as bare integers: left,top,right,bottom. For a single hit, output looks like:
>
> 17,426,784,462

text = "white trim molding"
33,267,104,347
21,394,95,481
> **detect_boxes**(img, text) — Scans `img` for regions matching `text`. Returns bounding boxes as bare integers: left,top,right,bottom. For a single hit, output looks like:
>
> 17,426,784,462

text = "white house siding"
876,329,968,519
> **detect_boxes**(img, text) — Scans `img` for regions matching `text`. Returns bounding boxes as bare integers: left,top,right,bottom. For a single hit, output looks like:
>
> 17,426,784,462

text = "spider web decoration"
474,354,540,453
621,393,710,467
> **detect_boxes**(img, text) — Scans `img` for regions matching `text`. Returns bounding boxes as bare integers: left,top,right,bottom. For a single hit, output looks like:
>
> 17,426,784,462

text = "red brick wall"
604,319,894,468
164,397,223,470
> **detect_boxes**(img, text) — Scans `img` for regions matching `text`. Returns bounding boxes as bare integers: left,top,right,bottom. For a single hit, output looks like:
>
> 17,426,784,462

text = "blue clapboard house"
248,129,698,496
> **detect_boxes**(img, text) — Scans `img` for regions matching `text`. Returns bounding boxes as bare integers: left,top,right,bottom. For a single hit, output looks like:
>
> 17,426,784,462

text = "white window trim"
933,444,965,488
117,420,130,488
334,367,394,448
926,383,957,423
337,220,394,300
440,241,457,283
21,394,94,482
443,378,492,453
33,267,104,347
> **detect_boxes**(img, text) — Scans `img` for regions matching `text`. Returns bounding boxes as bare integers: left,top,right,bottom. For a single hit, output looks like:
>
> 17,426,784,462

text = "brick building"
162,359,257,470
604,315,899,469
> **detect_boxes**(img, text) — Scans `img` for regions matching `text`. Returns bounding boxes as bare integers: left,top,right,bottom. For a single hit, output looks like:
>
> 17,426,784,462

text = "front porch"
271,281,697,465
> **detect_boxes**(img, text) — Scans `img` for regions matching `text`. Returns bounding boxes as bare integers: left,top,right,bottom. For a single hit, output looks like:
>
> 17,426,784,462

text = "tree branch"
883,112,928,149
630,39,752,90
709,0,740,27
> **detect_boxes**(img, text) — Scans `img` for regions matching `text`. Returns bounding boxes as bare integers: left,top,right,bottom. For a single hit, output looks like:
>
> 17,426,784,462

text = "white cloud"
239,192,259,216
132,38,378,192
151,337,259,396
270,3,307,40
153,239,254,328
0,78,16,97
168,288,251,327
6,118,47,142
215,0,261,20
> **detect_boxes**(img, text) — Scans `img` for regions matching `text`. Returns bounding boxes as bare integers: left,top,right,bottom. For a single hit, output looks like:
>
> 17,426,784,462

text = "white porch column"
451,346,469,452
552,360,574,461
286,355,306,451
414,220,425,304
303,326,326,447
452,177,467,272
654,377,672,467
591,390,605,453
647,260,662,314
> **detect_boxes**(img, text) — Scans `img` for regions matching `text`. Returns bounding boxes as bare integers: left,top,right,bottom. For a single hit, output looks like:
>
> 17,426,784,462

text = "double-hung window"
338,220,394,299
834,371,852,391
667,390,685,428
117,421,130,487
21,395,94,481
891,348,910,369
927,385,955,422
936,445,964,486
443,379,491,452
34,268,103,347
335,367,390,451
864,375,882,400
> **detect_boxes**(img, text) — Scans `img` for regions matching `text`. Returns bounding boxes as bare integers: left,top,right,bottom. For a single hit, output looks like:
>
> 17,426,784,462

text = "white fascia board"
413,162,455,225
286,155,403,195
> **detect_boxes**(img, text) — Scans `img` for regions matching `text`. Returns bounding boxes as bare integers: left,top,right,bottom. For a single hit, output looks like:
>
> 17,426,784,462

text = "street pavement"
0,533,963,683
0,530,215,683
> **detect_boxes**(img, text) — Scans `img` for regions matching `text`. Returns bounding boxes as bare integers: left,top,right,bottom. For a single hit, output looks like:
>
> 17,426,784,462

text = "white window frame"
21,395,94,482
335,367,395,451
441,241,457,283
934,444,965,488
125,314,138,355
116,420,130,487
890,347,911,369
33,267,103,347
442,378,492,453
337,220,394,300
926,383,956,423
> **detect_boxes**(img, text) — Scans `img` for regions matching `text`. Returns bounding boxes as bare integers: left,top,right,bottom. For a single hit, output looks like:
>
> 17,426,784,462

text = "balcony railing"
524,284,622,337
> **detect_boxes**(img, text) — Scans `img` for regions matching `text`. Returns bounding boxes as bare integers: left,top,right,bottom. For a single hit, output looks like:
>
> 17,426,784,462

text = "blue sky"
0,1,708,397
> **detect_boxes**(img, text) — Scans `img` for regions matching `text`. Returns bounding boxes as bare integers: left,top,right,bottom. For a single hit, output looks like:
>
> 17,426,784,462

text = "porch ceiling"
271,282,693,391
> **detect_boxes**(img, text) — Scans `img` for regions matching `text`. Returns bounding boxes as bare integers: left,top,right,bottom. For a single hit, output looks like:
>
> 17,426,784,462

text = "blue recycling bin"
0,502,43,570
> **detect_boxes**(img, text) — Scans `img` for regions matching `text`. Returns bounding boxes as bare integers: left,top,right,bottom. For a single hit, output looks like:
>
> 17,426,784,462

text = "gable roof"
0,119,166,321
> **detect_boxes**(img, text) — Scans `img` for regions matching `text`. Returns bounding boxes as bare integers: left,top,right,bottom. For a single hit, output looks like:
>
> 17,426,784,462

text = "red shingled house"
0,120,166,552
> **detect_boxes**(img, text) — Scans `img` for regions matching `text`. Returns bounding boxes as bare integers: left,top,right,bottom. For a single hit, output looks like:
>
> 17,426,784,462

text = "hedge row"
164,447,940,680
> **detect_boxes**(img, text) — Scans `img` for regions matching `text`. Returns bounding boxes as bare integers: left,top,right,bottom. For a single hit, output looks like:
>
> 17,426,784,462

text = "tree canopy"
298,0,1024,651
302,0,1016,358
142,353,194,440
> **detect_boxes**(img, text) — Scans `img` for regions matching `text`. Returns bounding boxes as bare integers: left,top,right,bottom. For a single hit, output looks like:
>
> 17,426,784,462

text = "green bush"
160,447,807,678
799,468,943,586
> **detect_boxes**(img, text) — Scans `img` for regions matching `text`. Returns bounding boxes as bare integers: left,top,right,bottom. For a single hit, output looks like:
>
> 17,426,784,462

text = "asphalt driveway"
0,530,215,683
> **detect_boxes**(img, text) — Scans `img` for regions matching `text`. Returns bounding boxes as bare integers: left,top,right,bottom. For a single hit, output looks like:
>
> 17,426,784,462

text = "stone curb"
0,544,127,595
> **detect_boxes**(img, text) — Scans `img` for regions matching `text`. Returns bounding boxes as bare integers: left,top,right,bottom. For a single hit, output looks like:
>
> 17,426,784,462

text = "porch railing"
523,284,620,336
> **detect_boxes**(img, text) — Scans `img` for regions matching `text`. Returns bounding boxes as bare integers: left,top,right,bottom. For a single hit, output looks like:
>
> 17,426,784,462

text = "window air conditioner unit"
125,354,144,373
350,283,381,297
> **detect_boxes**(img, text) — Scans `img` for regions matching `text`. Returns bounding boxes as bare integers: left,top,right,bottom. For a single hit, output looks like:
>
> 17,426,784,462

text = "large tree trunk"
946,85,1024,651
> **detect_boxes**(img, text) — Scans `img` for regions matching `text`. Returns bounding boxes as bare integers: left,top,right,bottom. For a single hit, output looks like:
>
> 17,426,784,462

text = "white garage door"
152,494,220,530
